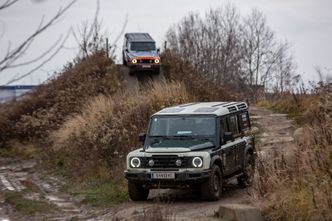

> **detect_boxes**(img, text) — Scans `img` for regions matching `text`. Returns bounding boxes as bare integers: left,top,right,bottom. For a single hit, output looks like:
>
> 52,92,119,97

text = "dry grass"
162,50,237,101
0,51,122,147
257,92,318,124
48,81,190,181
253,85,332,221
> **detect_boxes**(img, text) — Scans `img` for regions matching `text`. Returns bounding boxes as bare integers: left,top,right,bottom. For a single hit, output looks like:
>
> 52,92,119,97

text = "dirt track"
0,106,298,221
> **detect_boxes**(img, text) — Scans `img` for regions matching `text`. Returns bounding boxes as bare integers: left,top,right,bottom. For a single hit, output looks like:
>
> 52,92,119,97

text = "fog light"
148,159,154,167
175,159,182,167
132,59,137,64
154,58,160,64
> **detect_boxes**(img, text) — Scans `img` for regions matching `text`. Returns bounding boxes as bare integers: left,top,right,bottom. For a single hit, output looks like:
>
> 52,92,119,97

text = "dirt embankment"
0,106,298,221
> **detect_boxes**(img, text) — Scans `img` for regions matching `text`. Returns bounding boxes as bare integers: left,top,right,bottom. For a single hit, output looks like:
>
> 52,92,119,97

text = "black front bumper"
128,64,160,72
124,170,211,188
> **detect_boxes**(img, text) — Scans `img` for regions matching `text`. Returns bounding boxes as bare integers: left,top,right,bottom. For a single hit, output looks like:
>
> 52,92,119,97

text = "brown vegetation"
253,85,332,220
0,52,122,147
49,81,190,181
162,50,236,101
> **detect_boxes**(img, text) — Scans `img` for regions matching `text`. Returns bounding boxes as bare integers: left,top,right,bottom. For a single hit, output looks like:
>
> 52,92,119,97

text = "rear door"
220,114,245,175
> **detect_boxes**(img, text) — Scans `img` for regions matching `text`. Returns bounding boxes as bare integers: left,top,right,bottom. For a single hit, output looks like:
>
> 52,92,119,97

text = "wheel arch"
210,155,223,175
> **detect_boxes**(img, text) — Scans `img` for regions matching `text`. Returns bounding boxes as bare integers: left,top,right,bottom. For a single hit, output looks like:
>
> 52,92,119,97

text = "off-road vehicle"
122,33,161,74
124,102,255,201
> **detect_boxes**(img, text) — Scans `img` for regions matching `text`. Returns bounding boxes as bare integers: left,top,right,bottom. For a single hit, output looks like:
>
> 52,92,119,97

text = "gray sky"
0,0,331,85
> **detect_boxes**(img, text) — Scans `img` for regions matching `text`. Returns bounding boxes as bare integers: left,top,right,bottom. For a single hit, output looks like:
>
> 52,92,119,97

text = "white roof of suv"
153,102,248,117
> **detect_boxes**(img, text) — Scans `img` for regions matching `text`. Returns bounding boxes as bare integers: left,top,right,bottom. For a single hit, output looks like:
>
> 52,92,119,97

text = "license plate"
151,172,175,179
142,65,151,68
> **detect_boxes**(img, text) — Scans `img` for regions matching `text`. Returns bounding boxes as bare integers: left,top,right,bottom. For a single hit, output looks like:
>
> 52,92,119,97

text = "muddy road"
0,105,298,221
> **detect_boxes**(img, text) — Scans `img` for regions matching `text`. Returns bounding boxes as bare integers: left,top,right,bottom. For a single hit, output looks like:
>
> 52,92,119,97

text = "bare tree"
0,0,76,84
166,5,243,88
166,5,297,96
314,66,332,85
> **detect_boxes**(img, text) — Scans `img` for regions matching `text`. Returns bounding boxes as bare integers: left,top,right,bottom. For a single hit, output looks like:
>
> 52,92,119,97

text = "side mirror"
157,48,160,53
138,133,146,144
224,132,234,143
125,48,129,53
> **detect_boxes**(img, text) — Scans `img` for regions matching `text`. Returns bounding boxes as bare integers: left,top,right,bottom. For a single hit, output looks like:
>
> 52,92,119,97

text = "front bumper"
124,169,211,188
128,64,160,71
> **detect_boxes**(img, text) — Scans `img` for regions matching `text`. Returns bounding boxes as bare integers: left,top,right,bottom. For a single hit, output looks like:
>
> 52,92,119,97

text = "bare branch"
5,35,63,69
0,0,76,72
3,29,72,85
0,0,19,10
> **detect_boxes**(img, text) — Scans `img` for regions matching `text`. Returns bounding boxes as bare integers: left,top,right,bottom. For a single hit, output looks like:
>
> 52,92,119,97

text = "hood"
145,141,214,153
129,50,159,58
189,141,214,151
145,147,191,153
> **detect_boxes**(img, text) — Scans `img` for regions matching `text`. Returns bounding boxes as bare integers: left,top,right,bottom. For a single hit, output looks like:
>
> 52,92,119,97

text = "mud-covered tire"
200,164,222,201
128,181,149,201
237,153,255,188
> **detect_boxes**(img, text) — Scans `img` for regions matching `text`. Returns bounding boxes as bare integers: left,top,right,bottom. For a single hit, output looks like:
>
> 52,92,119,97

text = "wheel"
128,181,149,201
122,54,127,66
200,164,222,201
237,153,255,188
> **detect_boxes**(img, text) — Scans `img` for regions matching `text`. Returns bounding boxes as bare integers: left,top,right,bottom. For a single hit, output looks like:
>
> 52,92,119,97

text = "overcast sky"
0,0,331,85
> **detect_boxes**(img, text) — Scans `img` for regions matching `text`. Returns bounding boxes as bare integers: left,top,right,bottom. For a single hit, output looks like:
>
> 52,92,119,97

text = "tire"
122,54,127,66
237,153,255,188
128,181,149,201
200,164,222,201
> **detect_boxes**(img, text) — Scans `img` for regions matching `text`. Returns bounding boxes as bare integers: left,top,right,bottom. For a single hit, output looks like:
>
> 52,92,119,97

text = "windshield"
130,42,156,51
147,116,216,148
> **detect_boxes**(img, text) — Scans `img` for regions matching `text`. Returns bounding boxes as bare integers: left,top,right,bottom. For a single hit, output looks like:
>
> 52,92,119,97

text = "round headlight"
130,157,141,168
192,157,203,168
132,59,137,64
154,59,160,64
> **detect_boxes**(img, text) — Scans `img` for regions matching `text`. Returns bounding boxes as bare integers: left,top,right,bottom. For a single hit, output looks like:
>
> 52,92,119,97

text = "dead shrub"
48,81,190,181
161,50,237,101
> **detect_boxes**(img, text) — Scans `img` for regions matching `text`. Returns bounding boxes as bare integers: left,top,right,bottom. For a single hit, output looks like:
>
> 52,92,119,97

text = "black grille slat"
138,59,154,63
145,155,190,168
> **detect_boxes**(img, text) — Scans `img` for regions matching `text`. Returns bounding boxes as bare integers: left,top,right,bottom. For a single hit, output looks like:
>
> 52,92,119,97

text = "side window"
220,118,228,144
238,111,250,132
228,115,240,136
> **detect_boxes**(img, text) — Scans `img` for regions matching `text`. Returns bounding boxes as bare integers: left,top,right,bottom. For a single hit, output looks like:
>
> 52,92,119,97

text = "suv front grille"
144,155,190,168
138,59,154,63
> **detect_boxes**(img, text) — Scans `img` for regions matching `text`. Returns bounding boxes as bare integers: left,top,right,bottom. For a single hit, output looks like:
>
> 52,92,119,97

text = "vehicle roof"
125,33,155,42
153,102,248,117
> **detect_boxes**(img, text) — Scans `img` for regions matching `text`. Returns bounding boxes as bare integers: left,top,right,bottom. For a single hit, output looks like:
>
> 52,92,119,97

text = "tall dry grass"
0,52,122,147
48,81,190,181
257,92,318,124
253,85,332,220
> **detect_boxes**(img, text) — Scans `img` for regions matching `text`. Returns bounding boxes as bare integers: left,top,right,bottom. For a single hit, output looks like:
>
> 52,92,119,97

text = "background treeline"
166,5,298,99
